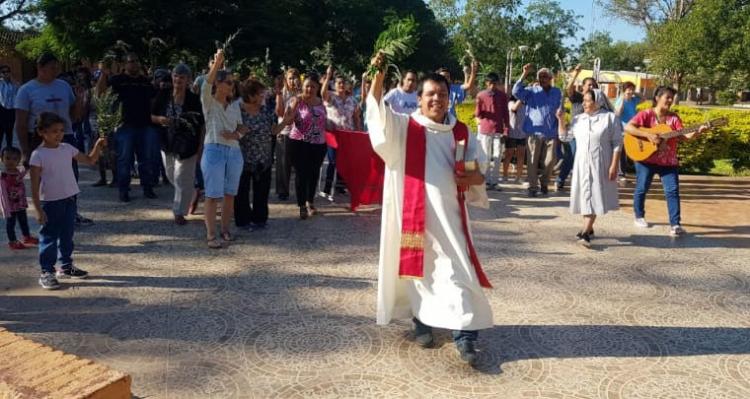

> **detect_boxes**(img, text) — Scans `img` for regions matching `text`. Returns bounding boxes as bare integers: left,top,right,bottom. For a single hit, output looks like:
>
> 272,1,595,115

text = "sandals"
207,237,222,249
221,231,235,242
307,205,317,216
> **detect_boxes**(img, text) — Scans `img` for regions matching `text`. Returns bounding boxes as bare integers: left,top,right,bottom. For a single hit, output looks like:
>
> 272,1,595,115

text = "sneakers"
8,241,26,250
669,225,686,237
456,340,478,365
576,231,592,248
634,218,649,228
55,265,89,280
75,214,94,226
39,272,60,290
22,236,39,245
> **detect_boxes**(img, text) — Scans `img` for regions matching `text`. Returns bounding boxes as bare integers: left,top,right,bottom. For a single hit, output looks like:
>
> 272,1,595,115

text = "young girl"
1,146,38,249
30,112,106,290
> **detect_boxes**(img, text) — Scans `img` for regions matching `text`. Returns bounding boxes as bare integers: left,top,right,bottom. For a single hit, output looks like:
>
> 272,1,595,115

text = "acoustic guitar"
624,117,727,162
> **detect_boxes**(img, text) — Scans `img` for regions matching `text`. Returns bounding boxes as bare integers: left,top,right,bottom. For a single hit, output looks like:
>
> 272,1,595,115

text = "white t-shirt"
29,143,80,201
383,87,418,115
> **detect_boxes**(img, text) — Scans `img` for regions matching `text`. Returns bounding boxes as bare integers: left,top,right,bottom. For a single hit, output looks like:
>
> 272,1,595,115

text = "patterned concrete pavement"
1,170,749,398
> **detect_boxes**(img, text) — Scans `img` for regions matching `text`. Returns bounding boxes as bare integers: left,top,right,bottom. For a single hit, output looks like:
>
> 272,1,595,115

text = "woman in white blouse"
556,90,622,248
200,49,249,248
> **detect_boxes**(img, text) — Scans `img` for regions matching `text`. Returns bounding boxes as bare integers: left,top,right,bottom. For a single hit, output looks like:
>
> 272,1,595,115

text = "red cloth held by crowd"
325,130,385,211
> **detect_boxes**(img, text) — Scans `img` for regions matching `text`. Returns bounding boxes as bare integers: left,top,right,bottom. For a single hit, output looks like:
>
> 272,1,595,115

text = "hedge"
456,101,750,173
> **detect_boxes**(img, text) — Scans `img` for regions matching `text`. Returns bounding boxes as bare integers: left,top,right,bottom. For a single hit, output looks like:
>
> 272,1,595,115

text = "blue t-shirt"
14,79,76,135
449,84,466,117
615,96,640,125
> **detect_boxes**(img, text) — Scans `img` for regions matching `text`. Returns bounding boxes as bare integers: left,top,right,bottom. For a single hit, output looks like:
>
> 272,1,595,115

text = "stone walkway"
1,170,749,398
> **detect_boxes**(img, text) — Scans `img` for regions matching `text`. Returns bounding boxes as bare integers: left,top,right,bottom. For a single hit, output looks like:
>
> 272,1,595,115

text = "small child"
1,146,38,249
29,112,106,290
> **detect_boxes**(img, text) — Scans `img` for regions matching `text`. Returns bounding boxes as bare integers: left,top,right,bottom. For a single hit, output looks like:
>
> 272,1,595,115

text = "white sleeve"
466,131,490,209
366,93,408,167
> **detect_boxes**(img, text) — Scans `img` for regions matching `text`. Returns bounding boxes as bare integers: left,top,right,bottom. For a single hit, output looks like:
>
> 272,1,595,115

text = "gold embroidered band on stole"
400,231,424,249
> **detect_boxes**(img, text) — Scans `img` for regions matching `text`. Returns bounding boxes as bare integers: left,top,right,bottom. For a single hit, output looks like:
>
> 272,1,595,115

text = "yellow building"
567,69,658,99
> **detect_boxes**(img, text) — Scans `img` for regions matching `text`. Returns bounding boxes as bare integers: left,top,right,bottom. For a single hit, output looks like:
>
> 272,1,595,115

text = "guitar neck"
662,124,702,139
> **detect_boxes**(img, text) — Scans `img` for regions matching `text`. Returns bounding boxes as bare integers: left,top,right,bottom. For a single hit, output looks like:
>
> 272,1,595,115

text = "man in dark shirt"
96,53,158,202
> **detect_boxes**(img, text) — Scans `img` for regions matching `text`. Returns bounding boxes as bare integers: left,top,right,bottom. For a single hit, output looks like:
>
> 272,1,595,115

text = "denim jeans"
413,318,478,344
633,162,681,226
115,125,160,193
556,138,576,187
38,196,77,273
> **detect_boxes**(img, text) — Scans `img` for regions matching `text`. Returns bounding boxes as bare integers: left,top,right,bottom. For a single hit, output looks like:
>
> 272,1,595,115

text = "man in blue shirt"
436,61,478,119
0,65,18,148
512,63,562,197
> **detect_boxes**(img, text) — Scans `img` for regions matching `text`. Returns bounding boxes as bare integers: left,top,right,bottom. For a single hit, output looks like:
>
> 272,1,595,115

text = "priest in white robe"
366,53,493,365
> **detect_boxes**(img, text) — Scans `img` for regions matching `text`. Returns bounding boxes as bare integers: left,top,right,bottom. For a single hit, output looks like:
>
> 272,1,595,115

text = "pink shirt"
630,108,684,167
474,89,509,135
29,143,80,201
290,101,327,144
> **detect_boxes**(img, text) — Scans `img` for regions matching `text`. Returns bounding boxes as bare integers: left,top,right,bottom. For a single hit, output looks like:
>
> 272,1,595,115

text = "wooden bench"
0,327,131,399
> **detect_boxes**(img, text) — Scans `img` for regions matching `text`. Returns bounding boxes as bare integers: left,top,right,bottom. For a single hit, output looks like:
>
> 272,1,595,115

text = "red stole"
399,117,492,288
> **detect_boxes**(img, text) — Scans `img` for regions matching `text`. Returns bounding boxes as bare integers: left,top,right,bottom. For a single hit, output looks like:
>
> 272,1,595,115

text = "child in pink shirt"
1,146,38,249
29,112,106,290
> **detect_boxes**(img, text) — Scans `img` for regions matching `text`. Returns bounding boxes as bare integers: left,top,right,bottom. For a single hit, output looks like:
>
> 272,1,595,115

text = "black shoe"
577,232,591,248
92,179,107,187
75,214,94,226
527,189,537,198
278,193,289,201
556,183,564,192
540,187,549,196
299,206,308,220
119,192,131,203
456,340,478,365
56,265,88,279
143,188,158,199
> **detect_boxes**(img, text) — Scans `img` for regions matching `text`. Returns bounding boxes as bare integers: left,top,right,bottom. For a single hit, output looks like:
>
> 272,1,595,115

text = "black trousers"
288,140,327,207
6,209,30,242
234,167,272,227
0,107,14,148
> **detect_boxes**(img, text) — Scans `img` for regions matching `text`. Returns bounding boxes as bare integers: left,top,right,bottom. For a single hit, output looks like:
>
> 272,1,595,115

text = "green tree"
645,0,750,103
27,0,453,77
429,0,580,80
576,31,648,71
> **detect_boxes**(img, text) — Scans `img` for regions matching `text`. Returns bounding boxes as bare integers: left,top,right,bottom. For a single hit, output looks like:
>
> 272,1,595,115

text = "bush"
717,90,738,106
457,101,750,174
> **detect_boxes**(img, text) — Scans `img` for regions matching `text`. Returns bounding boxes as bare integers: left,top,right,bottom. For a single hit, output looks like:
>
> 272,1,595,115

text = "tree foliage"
644,0,750,101
26,0,452,77
428,0,580,78
597,0,695,29
576,31,648,71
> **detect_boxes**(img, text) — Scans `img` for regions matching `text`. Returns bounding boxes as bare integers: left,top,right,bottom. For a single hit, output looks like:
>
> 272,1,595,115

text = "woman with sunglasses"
286,73,327,219
199,49,249,248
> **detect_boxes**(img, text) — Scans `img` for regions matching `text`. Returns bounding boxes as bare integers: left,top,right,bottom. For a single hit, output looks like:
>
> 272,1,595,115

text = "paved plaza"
1,169,749,398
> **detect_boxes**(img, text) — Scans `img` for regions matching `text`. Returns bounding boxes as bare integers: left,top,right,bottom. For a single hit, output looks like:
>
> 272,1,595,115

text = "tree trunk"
673,73,683,104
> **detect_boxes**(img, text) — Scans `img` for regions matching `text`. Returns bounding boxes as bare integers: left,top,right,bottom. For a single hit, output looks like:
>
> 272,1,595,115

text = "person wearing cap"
0,65,18,148
436,60,478,118
151,64,205,225
474,72,510,190
96,52,159,203
512,63,562,197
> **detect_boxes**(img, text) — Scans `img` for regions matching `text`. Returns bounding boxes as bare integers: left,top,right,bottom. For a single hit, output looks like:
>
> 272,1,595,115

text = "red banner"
325,130,385,211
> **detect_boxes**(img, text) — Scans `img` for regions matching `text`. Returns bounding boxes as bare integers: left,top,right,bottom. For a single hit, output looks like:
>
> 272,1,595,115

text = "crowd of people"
0,47,709,363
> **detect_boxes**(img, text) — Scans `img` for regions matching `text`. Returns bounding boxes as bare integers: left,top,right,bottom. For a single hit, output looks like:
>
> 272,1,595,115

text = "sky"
523,0,646,46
